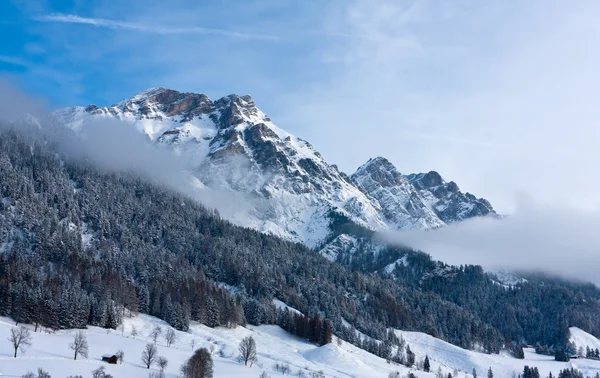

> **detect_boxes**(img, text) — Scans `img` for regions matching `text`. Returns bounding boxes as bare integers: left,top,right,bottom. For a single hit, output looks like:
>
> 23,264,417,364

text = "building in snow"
102,354,118,364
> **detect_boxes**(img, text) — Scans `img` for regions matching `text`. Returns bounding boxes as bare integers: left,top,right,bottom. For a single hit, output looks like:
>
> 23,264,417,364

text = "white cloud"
380,196,600,285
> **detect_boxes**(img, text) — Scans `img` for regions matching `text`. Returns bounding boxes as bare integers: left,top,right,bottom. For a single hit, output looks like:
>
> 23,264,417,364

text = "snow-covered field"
1,312,600,378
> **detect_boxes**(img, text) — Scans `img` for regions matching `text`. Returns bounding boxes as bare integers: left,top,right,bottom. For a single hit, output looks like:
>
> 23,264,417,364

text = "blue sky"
2,0,600,212
0,0,332,108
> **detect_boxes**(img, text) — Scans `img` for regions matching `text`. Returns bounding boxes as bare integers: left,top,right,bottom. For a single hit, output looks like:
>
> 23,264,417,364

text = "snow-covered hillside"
0,314,427,378
2,315,600,378
53,88,496,253
571,327,600,355
397,328,600,378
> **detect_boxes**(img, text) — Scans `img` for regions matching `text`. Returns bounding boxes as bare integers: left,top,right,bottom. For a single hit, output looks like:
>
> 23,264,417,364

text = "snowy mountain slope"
54,87,495,251
2,314,599,378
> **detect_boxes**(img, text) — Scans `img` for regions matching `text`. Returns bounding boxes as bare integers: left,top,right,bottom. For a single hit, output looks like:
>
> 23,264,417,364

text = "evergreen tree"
555,348,569,362
405,345,415,367
424,355,430,372
206,298,220,328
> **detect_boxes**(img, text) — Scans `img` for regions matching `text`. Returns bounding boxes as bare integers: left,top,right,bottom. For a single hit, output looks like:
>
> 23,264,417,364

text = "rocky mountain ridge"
54,87,496,255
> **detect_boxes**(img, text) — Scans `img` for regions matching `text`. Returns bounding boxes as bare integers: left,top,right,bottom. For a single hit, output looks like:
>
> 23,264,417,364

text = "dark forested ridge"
0,126,599,359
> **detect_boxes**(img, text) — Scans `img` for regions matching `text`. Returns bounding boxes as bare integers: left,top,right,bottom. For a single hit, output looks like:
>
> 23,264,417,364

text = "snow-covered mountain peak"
54,87,496,251
354,157,406,187
213,93,268,127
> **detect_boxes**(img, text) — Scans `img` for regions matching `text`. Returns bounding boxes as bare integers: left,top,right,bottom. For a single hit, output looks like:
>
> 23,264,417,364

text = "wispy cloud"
0,55,28,67
309,30,383,41
35,13,278,40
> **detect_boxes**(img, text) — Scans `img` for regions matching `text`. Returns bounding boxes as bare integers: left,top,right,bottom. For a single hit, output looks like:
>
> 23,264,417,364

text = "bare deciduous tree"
8,325,32,358
165,328,177,347
141,343,158,369
157,356,168,372
238,336,257,367
190,338,196,350
69,331,89,360
131,325,138,339
92,365,113,378
274,362,291,375
150,326,162,344
116,349,125,364
24,368,51,378
181,347,213,378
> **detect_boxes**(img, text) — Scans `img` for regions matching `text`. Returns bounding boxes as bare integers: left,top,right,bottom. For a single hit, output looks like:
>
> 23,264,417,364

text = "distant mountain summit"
54,87,496,254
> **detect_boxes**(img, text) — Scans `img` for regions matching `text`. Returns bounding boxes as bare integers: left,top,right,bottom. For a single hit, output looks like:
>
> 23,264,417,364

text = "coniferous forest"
1,124,600,360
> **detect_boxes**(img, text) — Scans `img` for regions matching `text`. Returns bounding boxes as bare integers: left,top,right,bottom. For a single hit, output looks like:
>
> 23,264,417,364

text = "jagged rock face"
407,172,495,223
410,171,444,190
351,157,444,229
119,88,213,121
54,87,496,252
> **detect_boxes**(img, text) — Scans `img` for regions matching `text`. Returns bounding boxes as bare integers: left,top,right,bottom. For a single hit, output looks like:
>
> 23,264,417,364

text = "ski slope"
1,313,600,378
